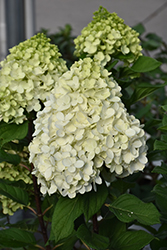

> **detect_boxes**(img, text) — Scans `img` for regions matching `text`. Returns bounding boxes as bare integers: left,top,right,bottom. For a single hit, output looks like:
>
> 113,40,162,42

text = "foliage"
0,6,167,250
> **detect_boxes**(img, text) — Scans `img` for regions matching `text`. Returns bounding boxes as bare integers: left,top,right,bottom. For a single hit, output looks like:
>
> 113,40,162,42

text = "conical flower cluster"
29,58,147,198
74,6,142,66
0,150,32,215
0,33,67,124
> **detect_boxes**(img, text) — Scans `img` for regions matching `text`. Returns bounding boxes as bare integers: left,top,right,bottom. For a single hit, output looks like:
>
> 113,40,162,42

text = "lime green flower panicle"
29,58,147,199
74,6,142,66
0,33,67,124
0,150,32,215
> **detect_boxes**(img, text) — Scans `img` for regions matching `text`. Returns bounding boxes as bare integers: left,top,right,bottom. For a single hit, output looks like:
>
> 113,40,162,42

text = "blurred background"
0,0,167,61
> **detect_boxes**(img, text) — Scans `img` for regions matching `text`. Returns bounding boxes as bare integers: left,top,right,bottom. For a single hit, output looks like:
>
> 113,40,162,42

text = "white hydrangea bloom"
74,6,142,66
29,58,147,198
0,33,67,124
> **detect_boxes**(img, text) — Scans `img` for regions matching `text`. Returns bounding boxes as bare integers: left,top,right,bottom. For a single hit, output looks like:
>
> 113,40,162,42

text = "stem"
27,205,37,216
92,213,99,250
31,164,51,250
81,240,91,250
19,163,31,172
92,213,98,234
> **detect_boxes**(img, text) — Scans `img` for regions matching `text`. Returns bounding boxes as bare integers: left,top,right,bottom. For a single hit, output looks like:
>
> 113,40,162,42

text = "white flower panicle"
0,33,67,124
29,58,147,199
74,6,142,66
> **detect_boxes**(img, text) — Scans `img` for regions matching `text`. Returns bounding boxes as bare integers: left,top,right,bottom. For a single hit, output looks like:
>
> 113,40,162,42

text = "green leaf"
150,238,167,250
55,232,77,250
154,140,167,151
77,224,109,250
82,183,108,221
107,60,119,71
162,115,167,126
6,219,39,233
131,56,162,72
0,121,29,148
0,228,36,248
42,194,58,221
116,52,135,60
111,179,135,194
0,180,29,205
132,23,145,35
142,33,163,51
110,230,154,250
0,148,20,165
152,163,167,175
158,125,167,131
162,105,167,112
51,195,83,243
107,193,160,225
2,141,24,152
99,217,126,239
152,184,167,201
129,82,166,105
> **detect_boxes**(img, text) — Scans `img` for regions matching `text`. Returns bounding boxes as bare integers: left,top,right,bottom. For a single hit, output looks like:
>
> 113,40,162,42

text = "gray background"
35,0,167,40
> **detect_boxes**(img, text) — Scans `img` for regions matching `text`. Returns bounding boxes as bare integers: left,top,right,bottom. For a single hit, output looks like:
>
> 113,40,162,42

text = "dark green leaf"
129,82,166,105
107,194,160,225
142,40,162,51
158,125,167,131
162,105,167,112
152,184,167,201
133,23,145,35
111,179,135,194
77,224,109,250
55,232,77,250
42,194,58,221
154,140,167,151
116,52,135,60
0,121,29,148
110,230,154,250
136,103,152,119
0,228,36,248
131,56,162,72
6,219,39,233
107,60,119,71
152,163,167,175
0,148,20,164
51,195,83,243
0,178,31,191
82,183,108,221
99,217,126,239
0,180,29,205
2,141,24,152
150,238,167,250
162,115,167,126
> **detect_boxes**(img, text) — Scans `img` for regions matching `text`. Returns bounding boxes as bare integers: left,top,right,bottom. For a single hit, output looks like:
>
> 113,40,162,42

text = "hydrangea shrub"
0,6,163,250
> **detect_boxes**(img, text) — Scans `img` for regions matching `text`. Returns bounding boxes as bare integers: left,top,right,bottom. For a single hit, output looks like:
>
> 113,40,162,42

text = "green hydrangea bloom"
0,33,67,124
0,149,32,215
74,6,142,66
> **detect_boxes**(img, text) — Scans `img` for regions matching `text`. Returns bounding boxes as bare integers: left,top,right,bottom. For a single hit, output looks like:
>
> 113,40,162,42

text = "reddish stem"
31,164,51,250
92,213,98,234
